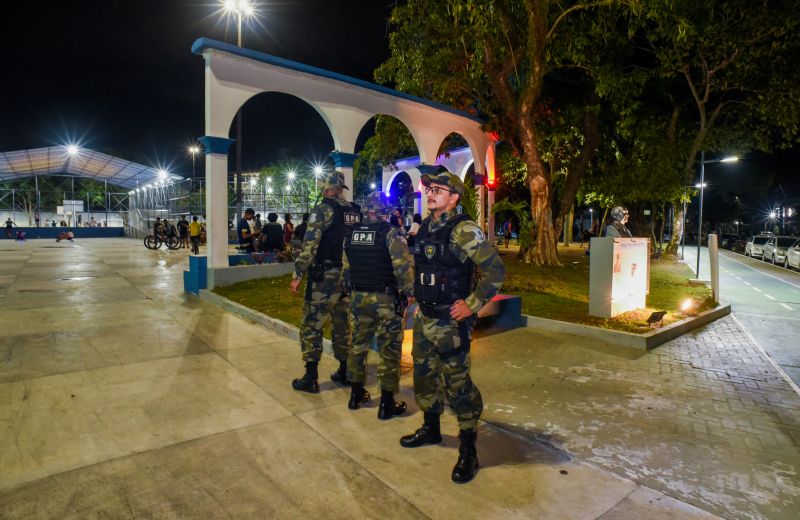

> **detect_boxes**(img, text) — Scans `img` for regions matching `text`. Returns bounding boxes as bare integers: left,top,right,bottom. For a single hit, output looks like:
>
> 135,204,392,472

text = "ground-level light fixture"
769,211,777,219
249,177,257,186
266,176,272,183
681,299,694,313
313,165,324,177
287,171,296,180
267,187,273,194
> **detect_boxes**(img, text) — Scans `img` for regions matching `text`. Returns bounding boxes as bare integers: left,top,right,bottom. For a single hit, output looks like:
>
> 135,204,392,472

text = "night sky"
1,0,797,223
0,0,393,175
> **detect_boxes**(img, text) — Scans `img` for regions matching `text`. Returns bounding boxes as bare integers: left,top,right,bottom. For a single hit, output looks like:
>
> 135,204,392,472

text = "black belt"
314,261,342,270
418,302,452,320
352,284,398,294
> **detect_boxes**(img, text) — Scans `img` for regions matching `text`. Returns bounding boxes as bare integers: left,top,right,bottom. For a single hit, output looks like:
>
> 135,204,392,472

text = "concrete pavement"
1,239,798,519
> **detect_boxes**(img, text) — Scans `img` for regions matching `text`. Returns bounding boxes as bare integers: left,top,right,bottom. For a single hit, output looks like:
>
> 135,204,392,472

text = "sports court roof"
0,147,182,189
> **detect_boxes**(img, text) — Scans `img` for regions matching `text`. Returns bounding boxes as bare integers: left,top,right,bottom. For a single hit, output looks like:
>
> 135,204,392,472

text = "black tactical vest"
413,214,475,307
344,221,396,292
315,198,361,268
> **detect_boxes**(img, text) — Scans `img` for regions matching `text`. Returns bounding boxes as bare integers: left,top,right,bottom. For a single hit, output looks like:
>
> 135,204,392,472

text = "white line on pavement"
720,251,800,290
737,312,800,321
779,303,794,311
734,276,742,280
752,287,762,292
744,281,751,286
731,313,800,397
764,294,776,300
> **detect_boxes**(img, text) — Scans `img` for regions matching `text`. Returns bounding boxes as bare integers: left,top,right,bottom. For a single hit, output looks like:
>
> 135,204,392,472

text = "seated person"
237,208,259,252
259,212,285,253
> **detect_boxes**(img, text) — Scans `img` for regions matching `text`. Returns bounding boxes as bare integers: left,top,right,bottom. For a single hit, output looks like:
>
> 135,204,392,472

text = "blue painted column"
198,135,235,270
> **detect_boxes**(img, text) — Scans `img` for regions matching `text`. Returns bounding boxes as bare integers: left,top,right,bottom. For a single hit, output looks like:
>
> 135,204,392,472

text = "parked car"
785,239,800,270
745,235,771,259
719,234,740,250
763,236,797,264
731,238,748,254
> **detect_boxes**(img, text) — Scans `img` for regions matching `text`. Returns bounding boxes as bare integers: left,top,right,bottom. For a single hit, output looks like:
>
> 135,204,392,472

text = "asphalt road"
682,245,800,387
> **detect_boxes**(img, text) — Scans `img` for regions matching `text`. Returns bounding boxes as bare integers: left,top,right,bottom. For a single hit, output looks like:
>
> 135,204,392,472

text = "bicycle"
144,233,180,250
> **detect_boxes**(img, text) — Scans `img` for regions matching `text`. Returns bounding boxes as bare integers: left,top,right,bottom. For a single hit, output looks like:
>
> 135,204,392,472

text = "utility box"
589,237,650,318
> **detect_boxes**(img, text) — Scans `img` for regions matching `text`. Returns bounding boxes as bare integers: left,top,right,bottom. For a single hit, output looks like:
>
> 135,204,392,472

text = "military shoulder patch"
424,244,437,259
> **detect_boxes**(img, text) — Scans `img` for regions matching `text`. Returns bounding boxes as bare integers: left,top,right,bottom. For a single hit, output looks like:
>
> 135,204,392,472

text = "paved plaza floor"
0,239,798,519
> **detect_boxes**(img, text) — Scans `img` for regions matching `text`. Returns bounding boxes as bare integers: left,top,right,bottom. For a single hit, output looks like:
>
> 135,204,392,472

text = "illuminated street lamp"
695,152,739,278
187,144,201,178
370,182,376,190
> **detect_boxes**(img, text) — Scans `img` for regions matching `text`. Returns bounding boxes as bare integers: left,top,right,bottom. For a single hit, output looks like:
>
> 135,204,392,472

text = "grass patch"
214,273,304,327
213,245,714,335
500,245,713,333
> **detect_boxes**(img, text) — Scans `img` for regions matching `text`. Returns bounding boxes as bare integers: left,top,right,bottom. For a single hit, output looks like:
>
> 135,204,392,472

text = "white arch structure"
193,38,496,272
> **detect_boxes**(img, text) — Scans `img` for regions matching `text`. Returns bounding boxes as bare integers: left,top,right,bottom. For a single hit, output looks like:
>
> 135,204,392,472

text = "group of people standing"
288,170,505,484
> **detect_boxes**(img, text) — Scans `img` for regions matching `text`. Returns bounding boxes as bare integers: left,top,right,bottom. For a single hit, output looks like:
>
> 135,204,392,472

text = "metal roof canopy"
0,147,182,190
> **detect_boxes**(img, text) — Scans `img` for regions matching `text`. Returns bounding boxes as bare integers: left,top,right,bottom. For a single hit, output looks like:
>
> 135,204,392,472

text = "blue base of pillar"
183,255,208,296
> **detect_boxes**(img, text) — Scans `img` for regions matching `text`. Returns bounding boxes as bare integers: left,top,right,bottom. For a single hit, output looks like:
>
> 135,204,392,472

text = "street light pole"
696,151,706,278
220,0,256,228
681,197,687,260
694,152,738,279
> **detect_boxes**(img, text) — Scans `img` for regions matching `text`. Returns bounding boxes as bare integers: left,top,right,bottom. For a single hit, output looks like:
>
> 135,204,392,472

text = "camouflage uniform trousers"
347,291,404,392
412,312,483,430
300,268,351,364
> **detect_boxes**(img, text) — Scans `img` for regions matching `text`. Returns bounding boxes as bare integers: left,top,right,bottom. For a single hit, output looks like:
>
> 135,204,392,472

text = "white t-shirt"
408,222,420,236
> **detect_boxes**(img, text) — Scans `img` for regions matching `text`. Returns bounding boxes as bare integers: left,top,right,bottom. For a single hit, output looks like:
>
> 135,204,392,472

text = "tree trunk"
527,171,560,265
665,203,683,256
658,202,667,256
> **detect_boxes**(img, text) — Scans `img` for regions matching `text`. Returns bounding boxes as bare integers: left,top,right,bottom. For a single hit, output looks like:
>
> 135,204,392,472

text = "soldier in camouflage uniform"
343,191,415,419
290,171,361,393
399,171,505,484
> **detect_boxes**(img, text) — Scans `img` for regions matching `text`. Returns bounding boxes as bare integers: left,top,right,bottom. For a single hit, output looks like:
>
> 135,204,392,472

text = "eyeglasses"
424,186,455,196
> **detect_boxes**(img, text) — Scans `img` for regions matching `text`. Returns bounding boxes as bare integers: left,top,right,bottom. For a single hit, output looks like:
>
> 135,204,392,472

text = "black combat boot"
399,412,442,447
330,359,348,385
377,389,407,420
451,429,479,483
348,382,371,410
291,362,320,393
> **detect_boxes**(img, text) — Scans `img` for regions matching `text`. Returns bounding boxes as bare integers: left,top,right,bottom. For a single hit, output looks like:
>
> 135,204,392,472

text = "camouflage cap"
420,171,465,197
363,190,390,215
321,171,349,190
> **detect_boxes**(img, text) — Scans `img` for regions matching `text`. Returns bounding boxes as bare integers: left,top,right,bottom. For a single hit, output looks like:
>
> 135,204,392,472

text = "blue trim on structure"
329,151,357,168
192,37,484,124
199,136,235,155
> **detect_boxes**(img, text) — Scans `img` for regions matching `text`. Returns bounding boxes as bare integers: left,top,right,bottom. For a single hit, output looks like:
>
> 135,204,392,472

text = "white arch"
195,37,494,274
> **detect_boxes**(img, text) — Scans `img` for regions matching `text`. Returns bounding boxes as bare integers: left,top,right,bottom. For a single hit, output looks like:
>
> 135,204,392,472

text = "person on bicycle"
153,218,165,240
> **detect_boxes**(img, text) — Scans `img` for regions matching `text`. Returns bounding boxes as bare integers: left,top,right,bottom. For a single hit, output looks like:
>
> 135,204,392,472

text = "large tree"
637,0,800,252
377,0,630,265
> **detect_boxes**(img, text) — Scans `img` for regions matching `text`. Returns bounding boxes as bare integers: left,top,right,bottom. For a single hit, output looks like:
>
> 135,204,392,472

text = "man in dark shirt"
177,216,190,249
259,213,285,253
293,213,310,244
237,208,258,252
